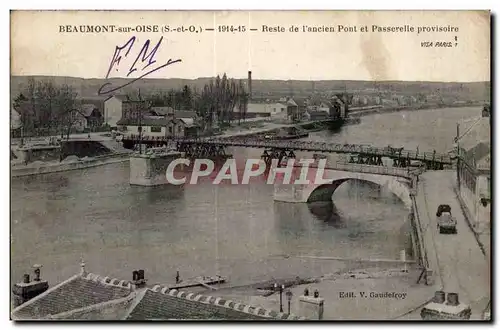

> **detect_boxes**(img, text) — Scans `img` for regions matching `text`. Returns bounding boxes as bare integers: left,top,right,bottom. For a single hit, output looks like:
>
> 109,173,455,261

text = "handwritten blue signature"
98,36,182,95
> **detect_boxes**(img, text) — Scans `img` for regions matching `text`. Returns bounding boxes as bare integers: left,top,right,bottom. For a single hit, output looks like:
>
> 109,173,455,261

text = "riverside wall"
11,153,130,178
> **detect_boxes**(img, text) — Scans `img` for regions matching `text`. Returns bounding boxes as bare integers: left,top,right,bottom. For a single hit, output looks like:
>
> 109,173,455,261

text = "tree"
54,84,78,138
416,93,427,103
180,85,193,110
12,93,30,131
15,79,78,137
13,93,27,108
198,81,216,129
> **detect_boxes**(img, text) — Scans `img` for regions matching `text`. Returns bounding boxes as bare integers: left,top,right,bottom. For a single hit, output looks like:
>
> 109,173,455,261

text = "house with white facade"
116,116,198,138
103,95,129,128
232,102,287,120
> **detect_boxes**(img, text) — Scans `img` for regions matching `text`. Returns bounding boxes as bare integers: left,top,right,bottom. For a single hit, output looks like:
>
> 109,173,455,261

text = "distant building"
11,108,21,130
304,98,333,121
117,115,199,138
10,108,22,138
149,107,199,121
13,101,35,132
456,113,490,231
149,106,174,116
68,104,103,132
286,98,300,121
270,103,287,119
381,99,398,107
75,96,106,116
103,95,129,128
304,110,330,121
11,266,303,320
232,102,287,120
306,100,331,113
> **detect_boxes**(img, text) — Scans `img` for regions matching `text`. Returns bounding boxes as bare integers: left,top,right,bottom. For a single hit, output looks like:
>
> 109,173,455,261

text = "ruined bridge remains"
171,137,452,170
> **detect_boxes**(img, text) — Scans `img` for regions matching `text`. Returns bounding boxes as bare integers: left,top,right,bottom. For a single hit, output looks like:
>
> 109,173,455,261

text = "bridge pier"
129,149,182,186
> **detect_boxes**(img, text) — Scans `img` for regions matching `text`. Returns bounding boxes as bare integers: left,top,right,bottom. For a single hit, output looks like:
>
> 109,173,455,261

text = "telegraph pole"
138,90,143,154
456,123,460,188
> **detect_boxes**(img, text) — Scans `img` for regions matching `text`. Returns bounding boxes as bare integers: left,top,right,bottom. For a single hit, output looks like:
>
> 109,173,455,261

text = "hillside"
10,75,490,103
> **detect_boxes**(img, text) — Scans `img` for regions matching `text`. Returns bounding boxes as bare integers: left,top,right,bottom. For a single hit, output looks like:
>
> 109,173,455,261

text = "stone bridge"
273,163,419,210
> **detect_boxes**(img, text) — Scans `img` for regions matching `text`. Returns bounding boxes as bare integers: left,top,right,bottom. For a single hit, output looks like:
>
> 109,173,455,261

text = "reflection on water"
307,201,346,228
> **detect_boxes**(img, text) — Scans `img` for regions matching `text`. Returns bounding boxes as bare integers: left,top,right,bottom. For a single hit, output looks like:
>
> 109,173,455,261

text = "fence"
411,195,429,270
173,137,452,164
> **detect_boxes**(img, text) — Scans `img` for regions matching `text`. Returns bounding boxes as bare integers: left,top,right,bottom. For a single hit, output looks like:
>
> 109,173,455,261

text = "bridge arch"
304,175,412,210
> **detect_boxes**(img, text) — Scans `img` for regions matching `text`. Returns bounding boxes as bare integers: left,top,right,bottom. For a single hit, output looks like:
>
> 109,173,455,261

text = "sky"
10,10,490,82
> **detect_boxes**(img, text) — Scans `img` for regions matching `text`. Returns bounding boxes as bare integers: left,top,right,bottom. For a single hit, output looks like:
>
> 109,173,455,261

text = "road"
415,170,490,319
11,132,113,145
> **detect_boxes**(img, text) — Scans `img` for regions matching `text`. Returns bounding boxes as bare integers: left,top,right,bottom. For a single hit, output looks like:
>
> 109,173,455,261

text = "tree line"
12,73,249,137
142,73,249,129
12,78,79,138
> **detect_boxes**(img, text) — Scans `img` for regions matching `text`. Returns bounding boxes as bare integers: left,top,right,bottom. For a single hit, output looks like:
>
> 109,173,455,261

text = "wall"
129,152,182,186
104,97,123,127
457,160,491,231
474,174,491,229
127,125,167,138
174,123,185,137
14,146,61,163
271,104,287,114
11,154,129,177
61,140,112,159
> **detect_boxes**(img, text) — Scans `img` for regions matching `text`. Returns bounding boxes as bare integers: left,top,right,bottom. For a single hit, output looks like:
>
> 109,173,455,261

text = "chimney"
12,265,49,308
132,269,147,289
298,289,324,320
447,293,460,306
247,71,252,101
433,291,446,304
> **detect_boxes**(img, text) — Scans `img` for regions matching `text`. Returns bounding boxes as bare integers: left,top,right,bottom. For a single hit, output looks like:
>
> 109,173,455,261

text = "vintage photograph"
9,10,491,321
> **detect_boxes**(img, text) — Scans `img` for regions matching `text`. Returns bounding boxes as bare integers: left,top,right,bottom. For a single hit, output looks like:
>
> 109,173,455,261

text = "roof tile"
12,275,133,320
126,290,268,320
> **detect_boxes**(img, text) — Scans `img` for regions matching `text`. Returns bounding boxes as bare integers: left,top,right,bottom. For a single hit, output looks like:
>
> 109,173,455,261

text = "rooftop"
168,110,198,119
150,106,174,116
11,273,133,320
80,104,99,117
116,117,198,127
12,269,304,321
458,116,490,171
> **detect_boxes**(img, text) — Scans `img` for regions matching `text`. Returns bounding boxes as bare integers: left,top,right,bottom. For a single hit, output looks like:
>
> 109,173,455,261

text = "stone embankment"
11,153,130,178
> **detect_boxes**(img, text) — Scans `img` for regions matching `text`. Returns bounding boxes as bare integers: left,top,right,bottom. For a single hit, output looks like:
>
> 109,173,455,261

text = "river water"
11,107,481,287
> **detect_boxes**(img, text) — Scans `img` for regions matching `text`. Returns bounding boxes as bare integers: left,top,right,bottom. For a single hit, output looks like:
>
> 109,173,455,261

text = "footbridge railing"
125,134,453,165
314,161,425,180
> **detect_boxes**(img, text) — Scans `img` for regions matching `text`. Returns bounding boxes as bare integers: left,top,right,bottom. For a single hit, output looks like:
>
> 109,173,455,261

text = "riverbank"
218,118,352,139
350,103,481,117
11,152,130,178
202,266,434,320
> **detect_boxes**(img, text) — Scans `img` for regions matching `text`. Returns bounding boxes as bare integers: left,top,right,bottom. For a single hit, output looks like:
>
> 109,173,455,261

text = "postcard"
10,10,491,321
